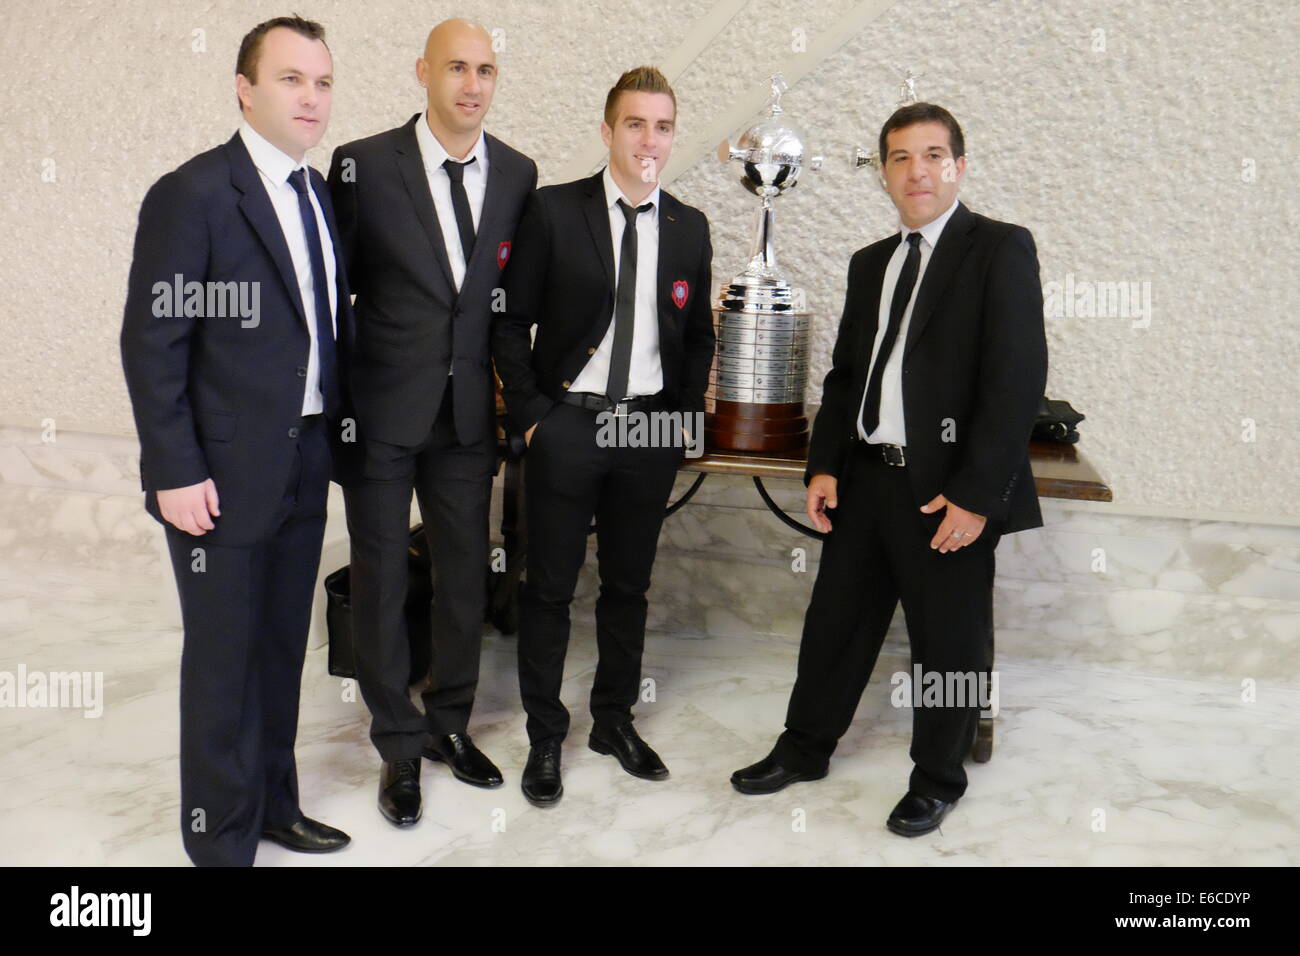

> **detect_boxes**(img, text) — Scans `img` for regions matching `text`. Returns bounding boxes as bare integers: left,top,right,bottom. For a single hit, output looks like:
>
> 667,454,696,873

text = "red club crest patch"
672,280,689,309
497,241,511,269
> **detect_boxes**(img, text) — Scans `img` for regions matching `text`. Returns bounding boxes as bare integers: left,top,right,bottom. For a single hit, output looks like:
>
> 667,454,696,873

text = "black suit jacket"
120,132,356,548
328,114,537,448
491,171,715,434
806,201,1048,535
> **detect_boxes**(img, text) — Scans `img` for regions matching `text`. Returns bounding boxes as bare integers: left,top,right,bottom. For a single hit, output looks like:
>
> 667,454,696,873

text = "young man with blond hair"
493,66,715,807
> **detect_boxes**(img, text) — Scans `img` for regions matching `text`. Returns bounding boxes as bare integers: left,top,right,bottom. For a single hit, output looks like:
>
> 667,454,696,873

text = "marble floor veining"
2,540,1298,867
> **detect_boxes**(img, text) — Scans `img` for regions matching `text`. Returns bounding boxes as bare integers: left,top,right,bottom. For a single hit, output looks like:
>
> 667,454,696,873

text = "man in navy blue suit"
120,16,354,866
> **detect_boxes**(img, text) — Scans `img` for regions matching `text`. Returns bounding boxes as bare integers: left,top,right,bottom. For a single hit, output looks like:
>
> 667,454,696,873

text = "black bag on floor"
324,524,433,686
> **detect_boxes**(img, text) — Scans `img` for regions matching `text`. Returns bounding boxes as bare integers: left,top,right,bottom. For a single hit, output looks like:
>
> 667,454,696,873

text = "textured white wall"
1,0,1296,520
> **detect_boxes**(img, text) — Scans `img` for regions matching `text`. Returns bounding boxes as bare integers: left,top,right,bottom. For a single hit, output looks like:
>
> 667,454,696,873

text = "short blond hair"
603,66,676,127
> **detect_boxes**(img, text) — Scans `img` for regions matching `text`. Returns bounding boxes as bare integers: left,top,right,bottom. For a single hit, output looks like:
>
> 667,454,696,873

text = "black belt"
854,439,907,467
559,392,665,415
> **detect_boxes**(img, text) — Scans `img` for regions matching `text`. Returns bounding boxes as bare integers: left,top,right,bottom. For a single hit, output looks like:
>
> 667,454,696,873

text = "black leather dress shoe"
588,722,669,780
378,758,422,827
261,816,351,853
730,754,827,794
521,740,563,807
886,790,957,837
423,733,504,789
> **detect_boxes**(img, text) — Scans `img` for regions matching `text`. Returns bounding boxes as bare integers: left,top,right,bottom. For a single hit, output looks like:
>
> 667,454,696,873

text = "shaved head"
416,17,498,156
423,18,492,62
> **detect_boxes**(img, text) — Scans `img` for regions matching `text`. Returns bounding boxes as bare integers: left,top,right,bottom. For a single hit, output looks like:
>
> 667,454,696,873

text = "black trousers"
343,386,495,761
772,440,1001,803
166,415,329,867
518,401,684,744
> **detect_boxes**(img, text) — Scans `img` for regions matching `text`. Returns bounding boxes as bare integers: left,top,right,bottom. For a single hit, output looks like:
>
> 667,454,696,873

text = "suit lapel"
854,237,896,380
656,191,683,336
311,167,350,315
311,168,341,278
903,201,976,359
226,133,308,327
582,172,616,293
459,133,506,291
394,114,456,292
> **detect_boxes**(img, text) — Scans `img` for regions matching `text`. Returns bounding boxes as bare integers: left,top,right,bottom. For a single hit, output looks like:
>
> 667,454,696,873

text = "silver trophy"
707,75,821,452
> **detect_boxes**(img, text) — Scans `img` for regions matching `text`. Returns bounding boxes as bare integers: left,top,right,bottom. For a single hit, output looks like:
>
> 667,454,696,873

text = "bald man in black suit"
327,19,537,827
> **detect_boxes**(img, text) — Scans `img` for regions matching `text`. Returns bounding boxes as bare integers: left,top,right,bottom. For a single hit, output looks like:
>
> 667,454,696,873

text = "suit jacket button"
561,380,571,389
288,427,300,438
587,347,596,355
296,366,307,377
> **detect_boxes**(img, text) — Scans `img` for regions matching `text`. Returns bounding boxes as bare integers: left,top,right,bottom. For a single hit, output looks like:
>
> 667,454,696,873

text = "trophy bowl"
732,117,814,200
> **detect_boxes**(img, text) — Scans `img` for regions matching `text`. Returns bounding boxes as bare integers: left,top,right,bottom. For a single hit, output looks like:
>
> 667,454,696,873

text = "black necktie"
287,169,340,419
860,231,923,437
606,198,653,404
442,157,478,271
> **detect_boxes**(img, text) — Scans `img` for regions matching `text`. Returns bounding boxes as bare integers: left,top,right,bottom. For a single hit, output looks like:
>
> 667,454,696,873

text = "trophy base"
706,401,809,454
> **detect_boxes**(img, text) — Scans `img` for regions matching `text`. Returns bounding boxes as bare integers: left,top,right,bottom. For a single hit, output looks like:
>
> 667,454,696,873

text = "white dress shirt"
857,196,962,445
569,164,663,399
414,111,488,292
238,120,337,416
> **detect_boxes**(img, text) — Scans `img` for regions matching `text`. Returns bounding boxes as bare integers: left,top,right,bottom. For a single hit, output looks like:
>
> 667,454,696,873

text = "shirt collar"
238,119,305,187
416,111,487,174
602,164,660,215
901,196,961,249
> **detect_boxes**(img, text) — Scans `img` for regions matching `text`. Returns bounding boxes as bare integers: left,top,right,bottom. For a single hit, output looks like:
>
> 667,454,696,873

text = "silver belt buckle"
612,401,629,417
882,444,906,467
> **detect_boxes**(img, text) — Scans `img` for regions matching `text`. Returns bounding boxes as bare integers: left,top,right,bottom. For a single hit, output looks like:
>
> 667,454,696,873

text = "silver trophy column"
706,75,821,453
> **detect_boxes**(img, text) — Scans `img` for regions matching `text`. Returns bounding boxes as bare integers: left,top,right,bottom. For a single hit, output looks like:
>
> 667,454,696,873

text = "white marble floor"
3,528,1298,867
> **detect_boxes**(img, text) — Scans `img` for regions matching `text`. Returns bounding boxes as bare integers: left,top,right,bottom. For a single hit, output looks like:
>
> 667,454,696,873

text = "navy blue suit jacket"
120,132,355,548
